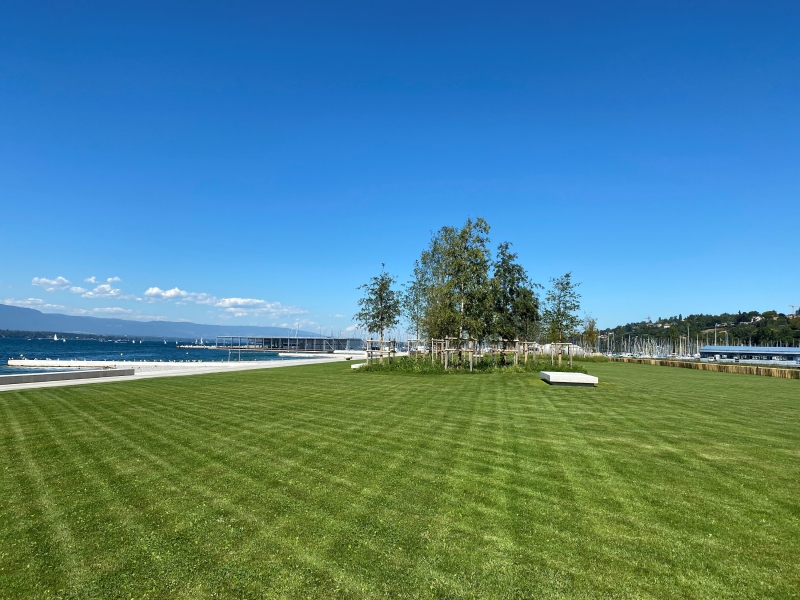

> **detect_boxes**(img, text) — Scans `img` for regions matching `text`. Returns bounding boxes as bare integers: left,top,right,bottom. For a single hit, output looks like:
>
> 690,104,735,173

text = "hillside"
602,309,800,347
0,304,321,339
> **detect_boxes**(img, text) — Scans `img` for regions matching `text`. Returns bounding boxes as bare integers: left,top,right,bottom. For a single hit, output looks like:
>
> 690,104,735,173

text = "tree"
402,260,428,341
354,264,401,344
542,272,581,342
490,242,540,358
418,217,492,344
583,315,598,351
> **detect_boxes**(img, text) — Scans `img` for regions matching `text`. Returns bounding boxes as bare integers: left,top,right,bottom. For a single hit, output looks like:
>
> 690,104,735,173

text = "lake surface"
0,338,302,375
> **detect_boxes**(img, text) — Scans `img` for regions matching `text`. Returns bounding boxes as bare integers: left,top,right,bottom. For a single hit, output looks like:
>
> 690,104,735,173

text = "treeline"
354,218,592,345
0,330,104,340
603,310,800,347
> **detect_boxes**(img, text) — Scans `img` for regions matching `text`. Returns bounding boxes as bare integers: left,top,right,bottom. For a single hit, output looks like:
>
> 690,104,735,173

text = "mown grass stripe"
0,361,798,598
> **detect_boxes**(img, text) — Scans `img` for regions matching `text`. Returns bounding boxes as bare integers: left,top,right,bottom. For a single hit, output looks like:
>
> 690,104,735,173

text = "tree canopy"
354,264,401,341
542,273,582,342
416,217,493,341
490,242,540,344
355,218,587,347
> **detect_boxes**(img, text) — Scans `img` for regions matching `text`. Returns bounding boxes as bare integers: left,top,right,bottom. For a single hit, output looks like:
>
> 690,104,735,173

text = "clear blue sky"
1,1,798,332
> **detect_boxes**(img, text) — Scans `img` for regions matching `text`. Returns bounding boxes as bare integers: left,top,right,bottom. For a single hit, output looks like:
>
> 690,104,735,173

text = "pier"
215,336,363,353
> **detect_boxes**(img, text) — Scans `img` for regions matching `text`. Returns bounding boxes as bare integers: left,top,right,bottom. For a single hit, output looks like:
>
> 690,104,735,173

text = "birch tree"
418,217,492,343
402,260,428,342
354,264,401,344
542,272,581,343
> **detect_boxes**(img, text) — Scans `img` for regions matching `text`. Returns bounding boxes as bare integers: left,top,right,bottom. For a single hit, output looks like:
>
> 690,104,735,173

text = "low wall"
611,358,800,380
0,369,136,386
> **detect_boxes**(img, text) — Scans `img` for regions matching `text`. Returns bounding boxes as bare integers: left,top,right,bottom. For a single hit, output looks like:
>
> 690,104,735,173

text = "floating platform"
540,371,598,386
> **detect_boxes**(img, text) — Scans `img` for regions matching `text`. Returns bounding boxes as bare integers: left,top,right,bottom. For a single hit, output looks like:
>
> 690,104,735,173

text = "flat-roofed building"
700,345,800,361
216,336,362,353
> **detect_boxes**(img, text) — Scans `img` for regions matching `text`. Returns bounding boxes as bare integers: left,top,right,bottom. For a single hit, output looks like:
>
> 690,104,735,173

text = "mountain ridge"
0,304,323,339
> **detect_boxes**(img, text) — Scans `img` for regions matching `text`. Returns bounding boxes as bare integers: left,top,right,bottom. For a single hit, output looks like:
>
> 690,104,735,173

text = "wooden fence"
611,357,800,380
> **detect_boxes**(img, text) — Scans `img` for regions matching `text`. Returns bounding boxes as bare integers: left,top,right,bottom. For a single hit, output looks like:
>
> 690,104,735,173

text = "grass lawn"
0,362,798,599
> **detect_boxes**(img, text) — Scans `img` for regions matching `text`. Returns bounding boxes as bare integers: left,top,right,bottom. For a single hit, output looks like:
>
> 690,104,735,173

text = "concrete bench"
540,371,598,386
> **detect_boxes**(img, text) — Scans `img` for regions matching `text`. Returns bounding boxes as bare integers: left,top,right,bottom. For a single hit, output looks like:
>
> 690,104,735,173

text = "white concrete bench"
540,371,598,386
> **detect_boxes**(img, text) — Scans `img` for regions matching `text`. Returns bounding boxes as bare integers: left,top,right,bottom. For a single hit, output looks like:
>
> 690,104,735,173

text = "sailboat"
53,334,58,341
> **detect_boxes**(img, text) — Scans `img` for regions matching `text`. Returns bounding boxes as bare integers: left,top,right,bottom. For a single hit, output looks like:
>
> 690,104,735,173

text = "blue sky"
1,1,798,332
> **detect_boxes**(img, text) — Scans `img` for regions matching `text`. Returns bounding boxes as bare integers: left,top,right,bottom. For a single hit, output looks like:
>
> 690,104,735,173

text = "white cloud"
272,318,319,330
144,285,305,319
31,276,71,292
144,286,184,300
81,283,133,299
4,297,67,310
214,297,270,308
107,276,121,283
345,324,360,332
144,287,215,304
88,307,170,320
85,276,97,284
215,297,307,318
70,286,88,294
91,307,132,315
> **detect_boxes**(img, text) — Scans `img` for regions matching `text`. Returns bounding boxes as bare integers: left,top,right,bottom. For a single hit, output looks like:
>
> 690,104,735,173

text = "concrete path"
0,356,353,392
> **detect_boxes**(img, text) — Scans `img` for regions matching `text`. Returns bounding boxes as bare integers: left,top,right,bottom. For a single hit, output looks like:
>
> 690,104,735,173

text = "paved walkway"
0,356,352,392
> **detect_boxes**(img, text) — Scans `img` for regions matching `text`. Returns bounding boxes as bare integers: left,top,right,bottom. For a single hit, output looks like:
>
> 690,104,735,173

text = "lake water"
0,338,304,375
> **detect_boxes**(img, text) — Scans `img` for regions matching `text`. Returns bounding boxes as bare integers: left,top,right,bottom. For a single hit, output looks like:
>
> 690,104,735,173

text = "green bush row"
355,355,587,375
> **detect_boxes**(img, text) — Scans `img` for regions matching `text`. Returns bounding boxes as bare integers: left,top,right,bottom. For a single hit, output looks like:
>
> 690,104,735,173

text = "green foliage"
356,355,586,374
573,354,611,363
472,355,586,374
583,315,599,349
490,242,540,344
356,356,447,374
417,217,493,341
401,261,428,340
408,218,549,345
353,264,401,340
605,310,800,348
372,218,587,346
542,272,581,342
0,329,105,340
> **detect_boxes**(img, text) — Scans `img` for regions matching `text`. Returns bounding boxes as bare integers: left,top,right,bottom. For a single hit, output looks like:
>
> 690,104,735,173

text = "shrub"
573,355,610,363
355,355,586,375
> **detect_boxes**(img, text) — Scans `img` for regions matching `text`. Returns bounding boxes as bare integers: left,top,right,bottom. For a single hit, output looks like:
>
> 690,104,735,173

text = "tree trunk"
458,299,465,368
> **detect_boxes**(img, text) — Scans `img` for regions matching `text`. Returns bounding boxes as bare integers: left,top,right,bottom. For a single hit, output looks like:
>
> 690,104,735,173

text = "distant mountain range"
0,304,321,339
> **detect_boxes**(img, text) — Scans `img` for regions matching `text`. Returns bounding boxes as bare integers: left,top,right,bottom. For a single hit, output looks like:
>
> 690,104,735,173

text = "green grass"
0,362,798,599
